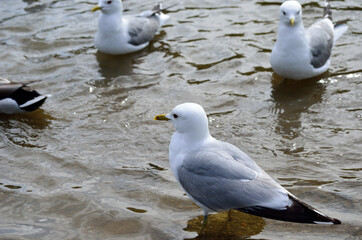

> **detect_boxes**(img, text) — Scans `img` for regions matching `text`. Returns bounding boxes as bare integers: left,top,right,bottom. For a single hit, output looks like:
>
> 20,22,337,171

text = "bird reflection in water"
0,109,54,148
0,108,53,129
270,73,327,141
95,50,147,80
184,210,265,240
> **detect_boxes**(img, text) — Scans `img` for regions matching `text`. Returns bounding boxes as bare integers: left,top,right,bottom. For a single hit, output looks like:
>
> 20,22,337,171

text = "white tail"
334,24,348,43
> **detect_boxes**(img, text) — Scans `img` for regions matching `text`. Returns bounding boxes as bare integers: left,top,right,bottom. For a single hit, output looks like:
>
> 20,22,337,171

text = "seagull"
92,0,170,55
0,77,48,114
270,0,348,80
154,103,341,224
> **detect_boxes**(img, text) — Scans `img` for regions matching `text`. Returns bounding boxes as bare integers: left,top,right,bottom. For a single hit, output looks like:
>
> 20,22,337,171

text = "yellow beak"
92,5,102,12
290,18,295,26
154,114,169,121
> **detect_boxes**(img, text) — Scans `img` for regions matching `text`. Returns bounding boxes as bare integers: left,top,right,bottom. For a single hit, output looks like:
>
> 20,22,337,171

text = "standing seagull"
270,0,348,80
92,0,170,55
0,77,48,114
155,103,341,224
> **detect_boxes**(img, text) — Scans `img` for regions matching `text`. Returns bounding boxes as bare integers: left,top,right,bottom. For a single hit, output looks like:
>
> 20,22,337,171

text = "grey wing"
126,16,160,46
307,19,334,68
177,145,290,212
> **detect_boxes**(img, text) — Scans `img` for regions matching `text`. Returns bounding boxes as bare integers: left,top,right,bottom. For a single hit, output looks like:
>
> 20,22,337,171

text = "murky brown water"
0,0,361,239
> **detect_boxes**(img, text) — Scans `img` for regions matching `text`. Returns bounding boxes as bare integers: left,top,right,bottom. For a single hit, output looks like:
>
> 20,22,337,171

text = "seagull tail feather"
333,22,348,43
236,194,341,224
152,3,177,13
323,0,333,21
152,3,162,13
151,3,174,26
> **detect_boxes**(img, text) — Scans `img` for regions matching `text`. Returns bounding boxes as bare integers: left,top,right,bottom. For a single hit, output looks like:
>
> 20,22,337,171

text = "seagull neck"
279,22,305,34
98,12,123,33
277,23,307,47
174,131,212,147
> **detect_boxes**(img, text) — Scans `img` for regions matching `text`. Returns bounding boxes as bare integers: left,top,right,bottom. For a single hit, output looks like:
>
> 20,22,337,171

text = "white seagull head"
280,1,303,27
92,0,122,15
154,103,210,140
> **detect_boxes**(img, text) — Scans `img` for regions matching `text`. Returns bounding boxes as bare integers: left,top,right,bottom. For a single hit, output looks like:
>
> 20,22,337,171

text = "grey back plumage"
127,15,160,46
308,20,334,68
177,140,288,212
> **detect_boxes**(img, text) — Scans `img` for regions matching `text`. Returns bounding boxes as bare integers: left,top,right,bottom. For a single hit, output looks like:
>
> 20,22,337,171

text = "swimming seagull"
92,0,170,55
0,77,48,114
270,0,348,80
154,103,341,224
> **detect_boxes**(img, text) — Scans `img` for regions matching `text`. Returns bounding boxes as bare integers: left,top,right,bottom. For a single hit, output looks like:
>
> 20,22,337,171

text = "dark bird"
0,77,48,114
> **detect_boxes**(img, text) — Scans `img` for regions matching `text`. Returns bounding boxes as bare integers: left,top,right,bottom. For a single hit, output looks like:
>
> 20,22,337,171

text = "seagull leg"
227,209,232,221
201,213,208,225
200,213,208,235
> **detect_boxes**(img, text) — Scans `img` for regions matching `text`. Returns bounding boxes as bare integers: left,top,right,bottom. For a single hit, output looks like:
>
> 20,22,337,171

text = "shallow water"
0,0,361,239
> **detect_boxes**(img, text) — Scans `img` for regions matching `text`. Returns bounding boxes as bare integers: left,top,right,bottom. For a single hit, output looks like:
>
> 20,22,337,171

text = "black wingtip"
313,216,341,225
236,194,341,225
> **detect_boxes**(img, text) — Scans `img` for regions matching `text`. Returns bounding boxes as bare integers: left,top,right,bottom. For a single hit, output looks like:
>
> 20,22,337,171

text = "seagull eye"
282,11,286,15
107,0,112,4
173,114,178,119
297,10,300,14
